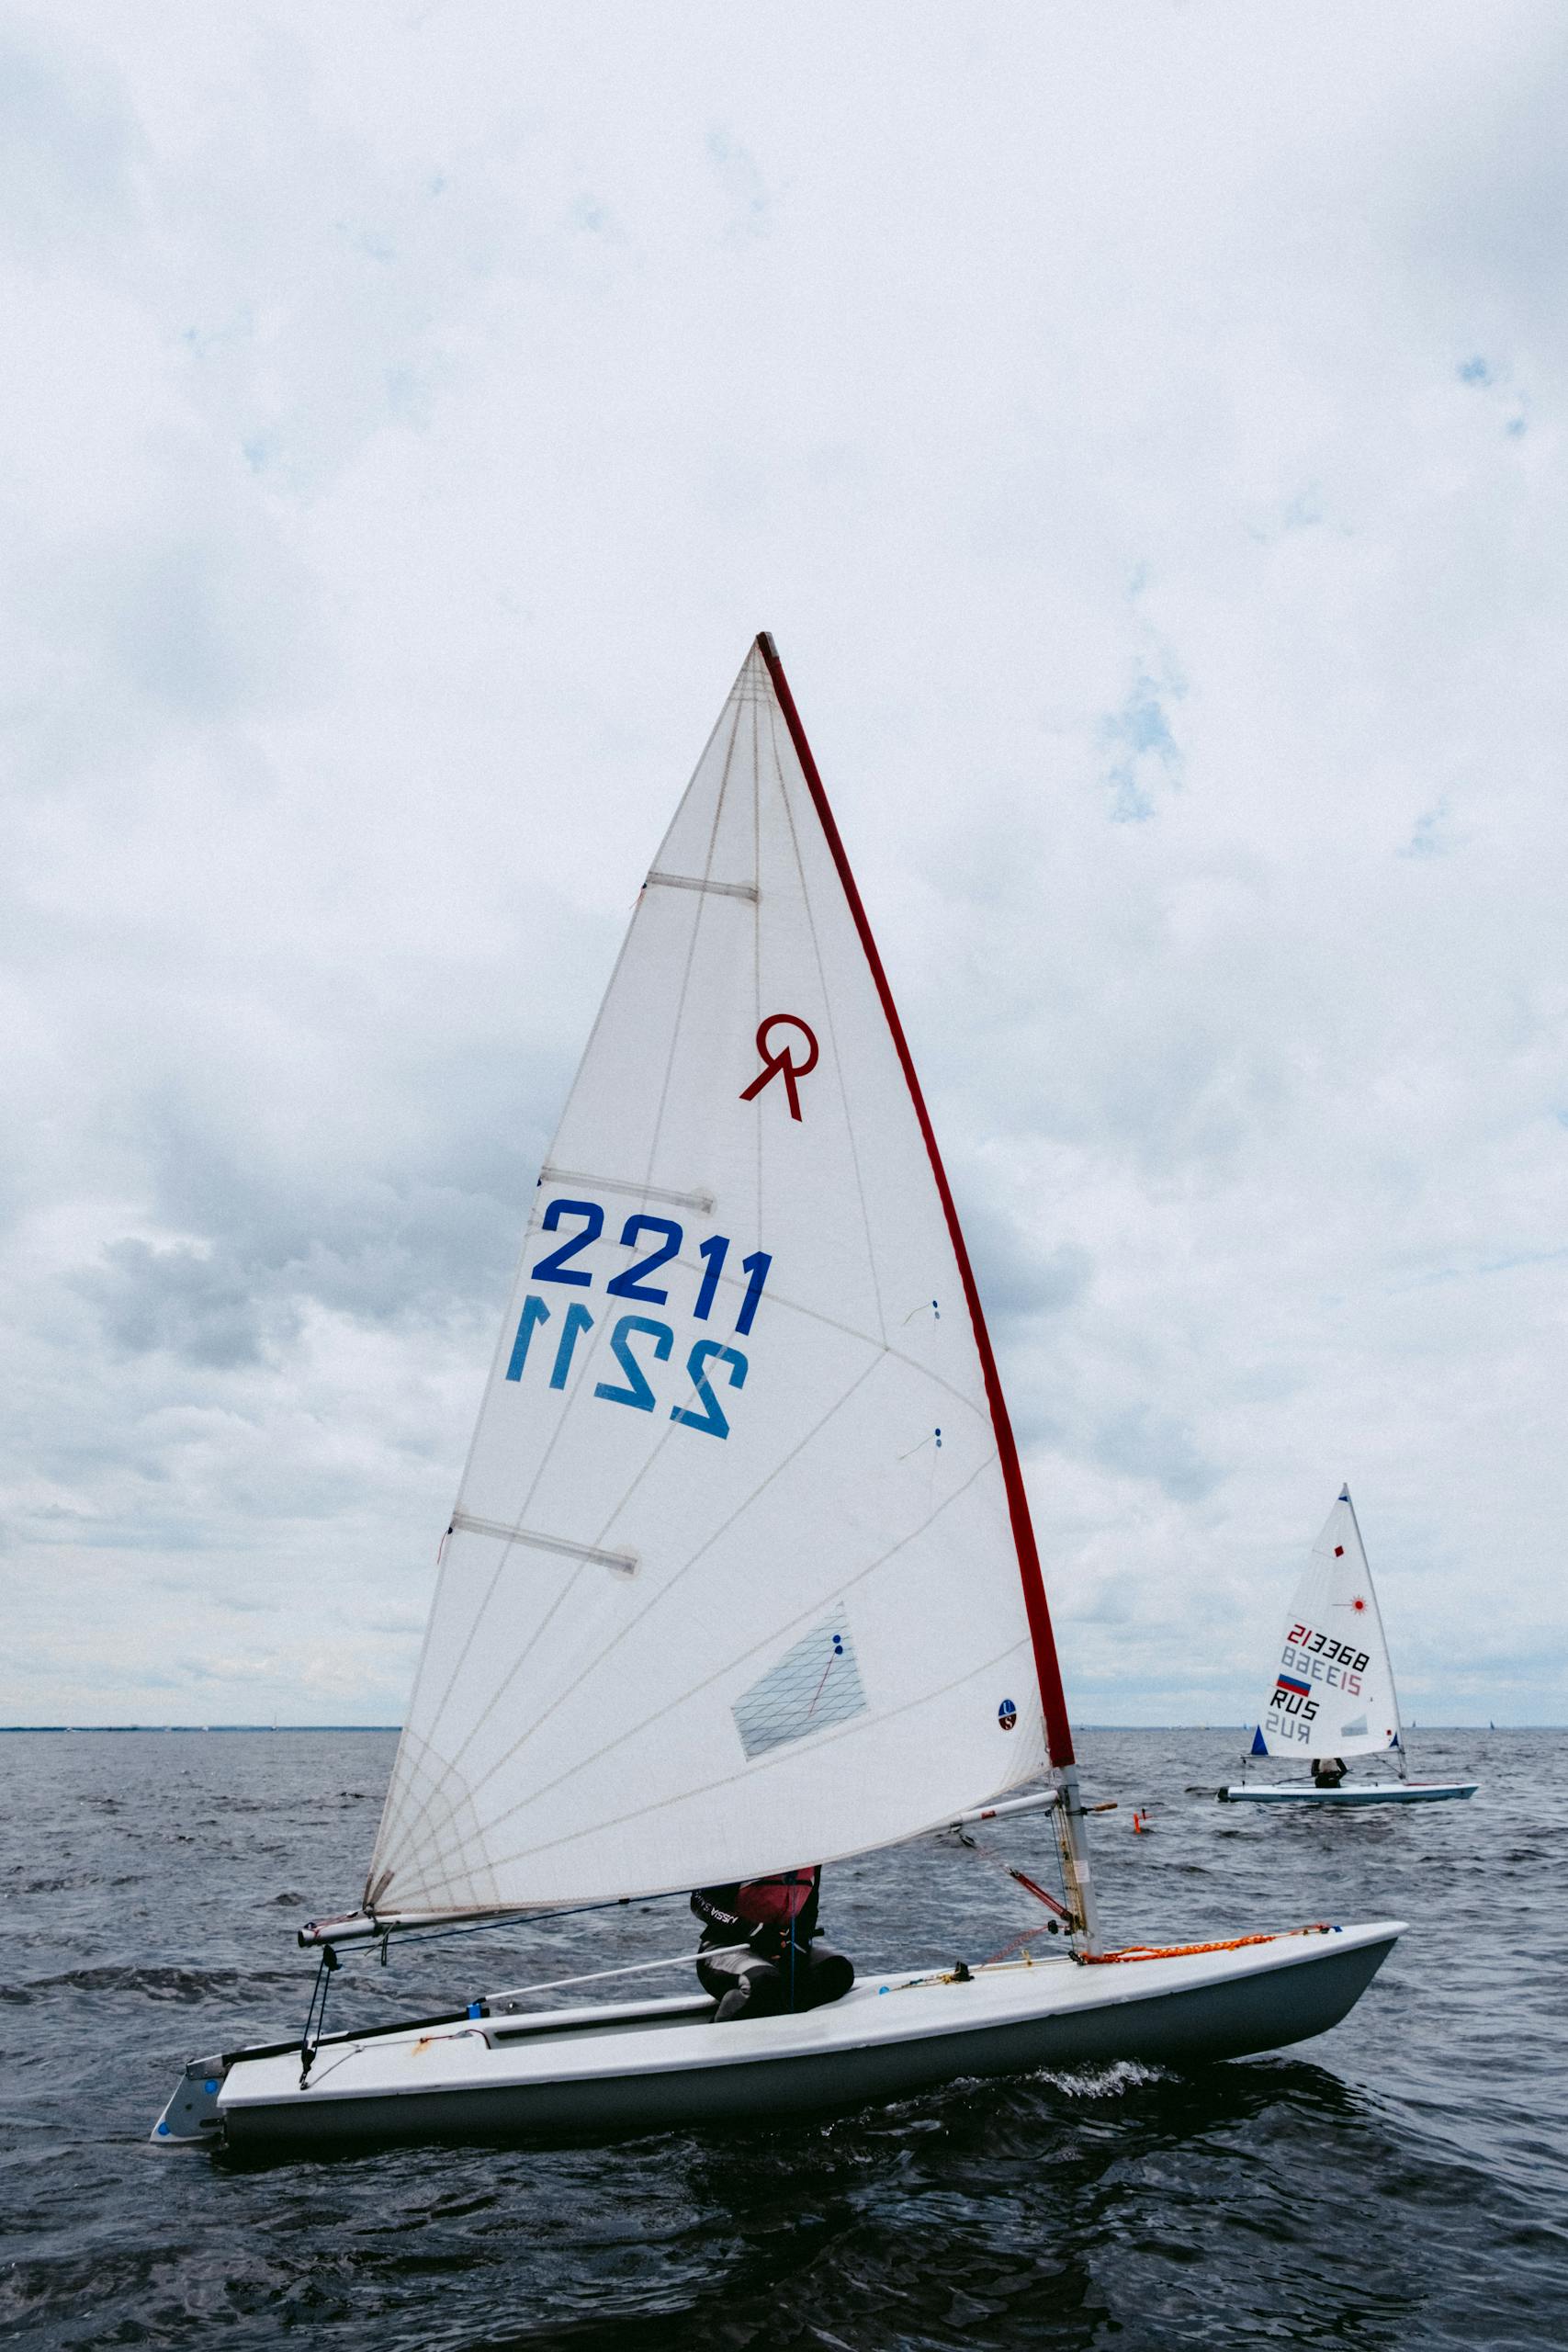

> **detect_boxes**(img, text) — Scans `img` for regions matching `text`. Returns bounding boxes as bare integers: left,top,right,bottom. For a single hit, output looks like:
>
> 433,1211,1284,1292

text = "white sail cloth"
1252,1488,1401,1760
365,646,1047,1921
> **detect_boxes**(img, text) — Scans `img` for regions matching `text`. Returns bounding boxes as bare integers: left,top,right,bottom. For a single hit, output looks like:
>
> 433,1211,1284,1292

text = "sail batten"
540,1167,717,1212
646,870,761,904
363,640,1064,1917
447,1512,638,1577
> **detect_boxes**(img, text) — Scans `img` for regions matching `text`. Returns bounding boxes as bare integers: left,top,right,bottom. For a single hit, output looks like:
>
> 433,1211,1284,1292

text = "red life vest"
692,1867,821,1952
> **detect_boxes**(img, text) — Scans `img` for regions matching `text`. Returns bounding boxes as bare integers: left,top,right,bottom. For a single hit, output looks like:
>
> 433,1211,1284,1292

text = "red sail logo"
739,1014,819,1122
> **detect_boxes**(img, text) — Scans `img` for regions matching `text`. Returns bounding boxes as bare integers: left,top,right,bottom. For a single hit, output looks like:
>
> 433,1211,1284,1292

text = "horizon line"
0,1721,1549,1735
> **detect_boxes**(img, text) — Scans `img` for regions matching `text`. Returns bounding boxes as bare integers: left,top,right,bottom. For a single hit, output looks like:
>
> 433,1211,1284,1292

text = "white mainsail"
1250,1487,1402,1762
364,641,1058,1922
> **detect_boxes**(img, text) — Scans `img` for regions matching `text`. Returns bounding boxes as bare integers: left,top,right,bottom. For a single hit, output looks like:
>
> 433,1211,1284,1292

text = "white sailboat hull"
1219,1781,1477,1806
156,1921,1403,2152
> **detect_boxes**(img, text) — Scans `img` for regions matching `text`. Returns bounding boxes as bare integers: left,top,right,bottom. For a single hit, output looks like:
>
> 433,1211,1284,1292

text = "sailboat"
153,639,1402,2151
1220,1487,1478,1806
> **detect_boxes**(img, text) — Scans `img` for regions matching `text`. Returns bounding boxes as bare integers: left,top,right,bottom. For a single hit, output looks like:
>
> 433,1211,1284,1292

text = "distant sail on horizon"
1248,1487,1401,1762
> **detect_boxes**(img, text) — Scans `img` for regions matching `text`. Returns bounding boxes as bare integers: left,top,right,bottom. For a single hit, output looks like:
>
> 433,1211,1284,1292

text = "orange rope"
1083,1924,1332,1965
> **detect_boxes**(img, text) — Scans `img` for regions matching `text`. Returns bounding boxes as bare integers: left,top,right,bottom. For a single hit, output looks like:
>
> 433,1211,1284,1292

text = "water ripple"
1,1728,1563,2349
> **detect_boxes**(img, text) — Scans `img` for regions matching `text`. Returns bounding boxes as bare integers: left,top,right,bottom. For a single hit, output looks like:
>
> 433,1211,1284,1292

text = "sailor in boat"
692,1867,855,2021
1311,1756,1348,1788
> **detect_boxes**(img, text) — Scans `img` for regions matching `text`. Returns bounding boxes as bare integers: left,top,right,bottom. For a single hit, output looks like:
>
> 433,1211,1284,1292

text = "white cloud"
2,1,1564,1730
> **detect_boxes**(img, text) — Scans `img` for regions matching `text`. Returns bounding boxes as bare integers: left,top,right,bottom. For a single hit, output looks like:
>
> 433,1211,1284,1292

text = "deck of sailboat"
167,1921,1404,2150
1220,1781,1477,1806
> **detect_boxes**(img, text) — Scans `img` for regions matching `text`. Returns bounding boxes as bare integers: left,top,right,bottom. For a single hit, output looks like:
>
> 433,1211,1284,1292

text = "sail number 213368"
502,1198,771,1442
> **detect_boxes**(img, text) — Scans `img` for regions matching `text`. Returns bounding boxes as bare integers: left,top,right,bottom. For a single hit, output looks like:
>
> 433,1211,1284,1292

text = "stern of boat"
151,2055,229,2147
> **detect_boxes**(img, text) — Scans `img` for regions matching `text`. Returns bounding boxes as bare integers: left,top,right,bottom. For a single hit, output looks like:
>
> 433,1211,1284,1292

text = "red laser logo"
739,1014,819,1123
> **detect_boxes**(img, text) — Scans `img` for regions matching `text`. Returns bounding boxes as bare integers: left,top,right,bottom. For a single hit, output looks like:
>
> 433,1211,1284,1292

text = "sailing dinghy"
154,640,1402,2151
1220,1487,1478,1807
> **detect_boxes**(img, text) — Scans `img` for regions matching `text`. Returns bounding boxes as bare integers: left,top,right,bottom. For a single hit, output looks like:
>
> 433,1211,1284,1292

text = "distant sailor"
692,1867,855,2021
1311,1756,1348,1787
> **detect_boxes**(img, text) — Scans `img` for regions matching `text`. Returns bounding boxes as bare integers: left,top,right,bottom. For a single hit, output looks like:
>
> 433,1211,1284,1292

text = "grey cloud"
1099,672,1184,823
1403,798,1459,859
959,1194,1092,1329
77,1238,275,1369
1091,1407,1220,1506
705,130,773,240
93,534,307,722
0,28,141,264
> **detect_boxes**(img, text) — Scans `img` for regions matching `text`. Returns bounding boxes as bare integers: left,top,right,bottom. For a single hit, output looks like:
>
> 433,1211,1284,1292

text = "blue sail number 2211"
502,1199,771,1441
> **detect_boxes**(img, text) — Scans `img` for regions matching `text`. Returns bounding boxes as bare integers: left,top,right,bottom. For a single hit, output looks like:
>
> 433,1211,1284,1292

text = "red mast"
755,632,1077,1771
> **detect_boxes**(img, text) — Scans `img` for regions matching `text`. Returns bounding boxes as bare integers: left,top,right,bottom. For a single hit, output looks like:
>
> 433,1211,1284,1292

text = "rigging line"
393,694,749,1789
486,1945,704,2002
765,693,889,1351
955,1824,1076,1926
473,1632,1041,1883
388,1352,893,1864
395,1450,1004,1887
298,1949,336,2085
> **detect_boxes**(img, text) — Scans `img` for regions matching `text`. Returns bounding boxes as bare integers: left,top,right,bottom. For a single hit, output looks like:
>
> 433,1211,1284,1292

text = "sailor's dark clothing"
692,1868,854,2020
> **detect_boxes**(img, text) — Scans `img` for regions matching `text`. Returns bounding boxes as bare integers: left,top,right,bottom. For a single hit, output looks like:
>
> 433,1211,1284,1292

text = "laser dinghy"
1220,1487,1478,1807
154,639,1404,2152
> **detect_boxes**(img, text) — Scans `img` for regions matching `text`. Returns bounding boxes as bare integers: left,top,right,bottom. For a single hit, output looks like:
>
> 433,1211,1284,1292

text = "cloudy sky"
3,1,1563,1730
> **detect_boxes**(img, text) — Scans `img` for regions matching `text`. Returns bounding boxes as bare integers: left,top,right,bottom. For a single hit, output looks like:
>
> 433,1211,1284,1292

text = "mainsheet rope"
1083,1926,1334,1966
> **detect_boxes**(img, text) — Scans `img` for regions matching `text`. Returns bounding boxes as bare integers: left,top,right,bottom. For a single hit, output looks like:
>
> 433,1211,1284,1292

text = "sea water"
2,1727,1563,2349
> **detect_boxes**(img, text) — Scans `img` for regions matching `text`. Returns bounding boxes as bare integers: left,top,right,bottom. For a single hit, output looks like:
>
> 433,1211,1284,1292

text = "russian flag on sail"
1274,1672,1312,1697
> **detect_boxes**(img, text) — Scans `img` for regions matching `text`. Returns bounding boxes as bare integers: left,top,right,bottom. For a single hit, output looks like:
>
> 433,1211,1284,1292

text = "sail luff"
754,632,1077,1771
